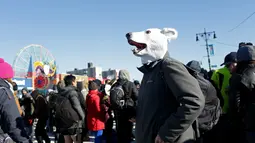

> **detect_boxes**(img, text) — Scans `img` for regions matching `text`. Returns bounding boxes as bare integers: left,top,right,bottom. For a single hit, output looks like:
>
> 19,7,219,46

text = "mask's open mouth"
128,40,147,54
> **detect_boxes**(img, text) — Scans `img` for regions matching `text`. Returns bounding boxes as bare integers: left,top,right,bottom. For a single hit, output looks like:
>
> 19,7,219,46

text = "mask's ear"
161,28,178,41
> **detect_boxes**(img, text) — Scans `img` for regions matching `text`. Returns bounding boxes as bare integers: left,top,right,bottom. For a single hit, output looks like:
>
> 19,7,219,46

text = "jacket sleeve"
211,71,219,89
0,89,29,143
69,91,85,120
130,83,138,101
239,70,255,116
210,79,224,107
228,75,241,120
92,95,101,113
158,60,205,142
78,92,86,111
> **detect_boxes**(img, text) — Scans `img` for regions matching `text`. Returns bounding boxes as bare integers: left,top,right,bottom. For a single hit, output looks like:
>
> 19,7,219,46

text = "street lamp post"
196,28,217,71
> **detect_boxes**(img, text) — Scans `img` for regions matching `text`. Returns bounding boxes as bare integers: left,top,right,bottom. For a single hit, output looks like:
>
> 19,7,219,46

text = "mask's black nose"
126,33,131,39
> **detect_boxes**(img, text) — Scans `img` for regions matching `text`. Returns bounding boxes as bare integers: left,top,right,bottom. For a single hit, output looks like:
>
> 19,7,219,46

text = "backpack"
160,59,221,132
188,69,221,132
110,83,134,110
54,91,80,129
48,91,59,110
110,85,125,110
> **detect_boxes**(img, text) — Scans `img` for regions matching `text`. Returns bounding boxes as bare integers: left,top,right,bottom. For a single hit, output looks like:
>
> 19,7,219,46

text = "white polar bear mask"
126,28,178,64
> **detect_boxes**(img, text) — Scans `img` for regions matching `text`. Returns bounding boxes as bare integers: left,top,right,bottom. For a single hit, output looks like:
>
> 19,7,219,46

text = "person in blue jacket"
0,58,30,143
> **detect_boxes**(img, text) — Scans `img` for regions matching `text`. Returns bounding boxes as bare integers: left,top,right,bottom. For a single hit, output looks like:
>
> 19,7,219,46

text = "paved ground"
33,121,136,143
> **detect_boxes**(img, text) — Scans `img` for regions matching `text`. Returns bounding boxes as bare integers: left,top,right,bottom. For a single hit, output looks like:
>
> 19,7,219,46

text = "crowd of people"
0,42,255,143
0,59,139,143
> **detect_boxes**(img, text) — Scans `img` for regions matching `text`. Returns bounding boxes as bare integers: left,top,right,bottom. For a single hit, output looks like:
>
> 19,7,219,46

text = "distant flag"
208,44,214,56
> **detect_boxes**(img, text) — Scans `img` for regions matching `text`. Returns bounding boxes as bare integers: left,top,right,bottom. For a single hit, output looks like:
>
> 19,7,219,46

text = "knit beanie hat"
186,60,202,72
88,81,99,90
22,87,29,93
93,79,102,87
0,58,14,79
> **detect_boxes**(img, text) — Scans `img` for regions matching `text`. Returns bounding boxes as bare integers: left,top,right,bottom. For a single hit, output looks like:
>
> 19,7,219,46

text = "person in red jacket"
86,81,105,143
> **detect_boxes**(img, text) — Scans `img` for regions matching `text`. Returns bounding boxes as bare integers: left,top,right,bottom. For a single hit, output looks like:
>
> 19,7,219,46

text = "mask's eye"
145,30,151,34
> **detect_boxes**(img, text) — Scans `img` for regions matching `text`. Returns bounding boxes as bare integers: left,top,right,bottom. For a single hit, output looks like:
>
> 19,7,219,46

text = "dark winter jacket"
34,94,49,120
20,90,35,126
136,54,205,143
229,64,255,131
0,78,30,143
59,85,85,120
76,82,86,111
78,91,86,113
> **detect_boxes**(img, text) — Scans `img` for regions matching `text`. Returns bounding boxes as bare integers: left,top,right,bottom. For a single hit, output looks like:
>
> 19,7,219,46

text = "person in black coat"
59,75,85,143
229,45,255,143
111,70,138,143
31,90,50,143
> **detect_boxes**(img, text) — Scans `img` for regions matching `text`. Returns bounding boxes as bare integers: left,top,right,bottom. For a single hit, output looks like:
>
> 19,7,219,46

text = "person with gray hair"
229,45,255,143
119,69,131,81
111,69,138,143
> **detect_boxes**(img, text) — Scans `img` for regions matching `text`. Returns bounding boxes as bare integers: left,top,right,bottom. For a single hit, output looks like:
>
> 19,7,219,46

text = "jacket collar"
116,79,128,85
66,85,77,91
236,63,255,74
88,89,99,95
137,52,170,73
0,78,10,88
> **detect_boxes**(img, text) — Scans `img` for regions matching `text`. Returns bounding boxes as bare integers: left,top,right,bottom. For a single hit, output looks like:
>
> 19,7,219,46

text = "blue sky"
1,0,255,80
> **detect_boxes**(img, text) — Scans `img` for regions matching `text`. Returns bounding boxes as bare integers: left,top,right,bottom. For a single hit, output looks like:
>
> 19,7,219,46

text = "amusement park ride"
12,44,57,93
12,44,106,96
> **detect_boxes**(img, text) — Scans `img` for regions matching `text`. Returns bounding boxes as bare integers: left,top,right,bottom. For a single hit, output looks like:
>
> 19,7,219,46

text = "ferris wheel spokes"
43,49,49,63
19,56,29,65
13,44,56,79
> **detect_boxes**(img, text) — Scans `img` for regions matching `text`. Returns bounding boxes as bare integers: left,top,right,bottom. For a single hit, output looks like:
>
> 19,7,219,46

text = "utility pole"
196,28,217,71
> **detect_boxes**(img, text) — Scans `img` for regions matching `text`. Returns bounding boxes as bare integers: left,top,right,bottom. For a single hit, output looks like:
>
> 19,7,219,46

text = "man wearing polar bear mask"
126,28,205,143
126,28,177,64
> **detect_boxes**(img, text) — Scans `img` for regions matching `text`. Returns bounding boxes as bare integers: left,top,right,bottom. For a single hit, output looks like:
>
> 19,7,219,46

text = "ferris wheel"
13,44,56,78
